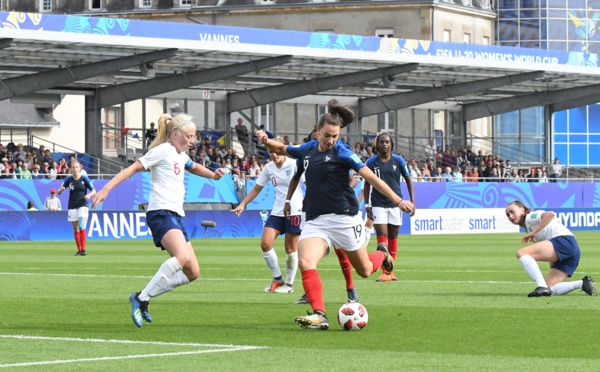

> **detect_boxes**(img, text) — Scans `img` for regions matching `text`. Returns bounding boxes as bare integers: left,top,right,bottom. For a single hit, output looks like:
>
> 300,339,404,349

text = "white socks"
139,257,186,301
285,252,298,286
551,280,582,295
263,249,282,279
518,255,548,287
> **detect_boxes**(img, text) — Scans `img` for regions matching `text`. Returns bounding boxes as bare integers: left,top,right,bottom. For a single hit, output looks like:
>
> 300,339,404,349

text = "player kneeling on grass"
91,113,225,327
505,200,596,297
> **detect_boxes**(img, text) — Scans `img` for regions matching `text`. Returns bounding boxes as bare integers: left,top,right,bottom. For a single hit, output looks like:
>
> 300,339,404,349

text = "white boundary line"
0,335,265,368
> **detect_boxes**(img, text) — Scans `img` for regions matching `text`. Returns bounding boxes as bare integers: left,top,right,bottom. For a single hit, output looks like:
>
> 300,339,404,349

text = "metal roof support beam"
358,71,545,117
227,63,419,112
96,55,293,108
550,93,600,112
463,83,600,121
0,48,179,101
0,38,14,49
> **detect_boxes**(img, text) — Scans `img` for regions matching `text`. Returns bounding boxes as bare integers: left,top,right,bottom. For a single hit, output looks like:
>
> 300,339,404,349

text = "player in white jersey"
232,137,303,294
505,200,595,297
92,113,226,327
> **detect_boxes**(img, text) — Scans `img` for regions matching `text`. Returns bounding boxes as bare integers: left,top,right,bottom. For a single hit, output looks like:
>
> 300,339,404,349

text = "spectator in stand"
57,164,69,179
489,166,500,181
48,161,58,180
505,159,513,175
15,159,24,179
365,145,375,158
537,167,548,183
24,152,33,169
240,157,251,174
235,118,251,156
56,157,67,174
0,164,10,179
31,164,43,179
470,167,480,182
145,122,157,149
0,157,6,174
507,168,520,182
526,168,537,182
44,188,62,211
13,143,25,162
283,135,291,145
462,169,470,182
518,168,527,182
31,156,40,171
452,166,463,182
548,157,562,182
441,166,453,182
8,161,18,179
27,201,38,211
0,143,5,159
38,145,46,156
499,165,507,181
249,155,261,176
41,150,52,167
425,139,435,160
231,158,241,177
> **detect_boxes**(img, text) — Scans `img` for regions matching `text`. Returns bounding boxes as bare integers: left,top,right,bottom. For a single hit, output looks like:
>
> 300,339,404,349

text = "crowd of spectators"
0,142,80,180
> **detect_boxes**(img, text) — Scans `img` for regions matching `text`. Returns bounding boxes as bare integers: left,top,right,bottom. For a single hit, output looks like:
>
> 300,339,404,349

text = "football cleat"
294,294,308,305
527,286,553,297
582,275,596,296
376,243,395,272
346,288,359,303
74,251,81,256
129,292,150,327
274,284,294,294
263,280,285,293
79,250,86,256
376,272,392,282
295,311,329,330
389,272,398,281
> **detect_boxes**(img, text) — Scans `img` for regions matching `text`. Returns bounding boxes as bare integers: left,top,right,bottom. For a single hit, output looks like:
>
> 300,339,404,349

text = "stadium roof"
1,11,600,120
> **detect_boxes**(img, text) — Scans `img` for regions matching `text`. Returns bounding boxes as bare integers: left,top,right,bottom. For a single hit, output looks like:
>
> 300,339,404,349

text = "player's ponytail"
318,99,354,129
149,114,172,150
149,114,194,150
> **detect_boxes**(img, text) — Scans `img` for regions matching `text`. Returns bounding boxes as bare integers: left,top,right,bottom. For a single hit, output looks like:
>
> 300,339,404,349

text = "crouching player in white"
505,200,595,297
232,137,303,294
91,113,225,327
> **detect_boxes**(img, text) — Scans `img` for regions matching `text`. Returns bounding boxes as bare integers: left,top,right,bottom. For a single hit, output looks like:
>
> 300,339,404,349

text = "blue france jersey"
366,154,409,208
62,175,95,210
287,140,365,221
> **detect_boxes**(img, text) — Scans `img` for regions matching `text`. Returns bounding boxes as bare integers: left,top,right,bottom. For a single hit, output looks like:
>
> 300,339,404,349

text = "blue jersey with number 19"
287,139,365,221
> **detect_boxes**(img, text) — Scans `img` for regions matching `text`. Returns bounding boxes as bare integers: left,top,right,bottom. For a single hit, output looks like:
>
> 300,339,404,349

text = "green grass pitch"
0,232,598,370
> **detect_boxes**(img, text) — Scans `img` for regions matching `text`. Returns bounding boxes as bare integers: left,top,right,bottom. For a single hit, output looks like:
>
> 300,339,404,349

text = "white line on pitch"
0,348,260,368
0,335,265,368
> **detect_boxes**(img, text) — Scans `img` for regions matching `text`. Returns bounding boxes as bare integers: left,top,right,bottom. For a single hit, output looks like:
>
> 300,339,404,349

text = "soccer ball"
337,302,368,331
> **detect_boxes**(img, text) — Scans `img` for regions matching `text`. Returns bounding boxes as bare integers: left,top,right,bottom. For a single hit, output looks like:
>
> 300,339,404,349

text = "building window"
180,0,192,6
140,0,152,7
463,33,471,44
483,36,490,45
443,30,451,42
90,0,102,9
40,0,51,11
375,28,394,38
104,107,121,151
314,29,334,34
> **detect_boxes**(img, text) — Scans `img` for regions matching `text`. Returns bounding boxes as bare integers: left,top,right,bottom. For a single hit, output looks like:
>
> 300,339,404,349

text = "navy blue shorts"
549,235,580,277
264,214,301,235
146,210,189,250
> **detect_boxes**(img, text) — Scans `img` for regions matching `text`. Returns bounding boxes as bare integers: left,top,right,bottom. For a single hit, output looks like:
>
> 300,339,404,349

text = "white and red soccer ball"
337,302,368,331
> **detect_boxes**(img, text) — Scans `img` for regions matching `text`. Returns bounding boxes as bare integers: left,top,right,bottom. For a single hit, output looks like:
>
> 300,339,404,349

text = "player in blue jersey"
364,133,415,282
91,113,225,327
57,161,96,256
256,99,414,330
505,200,595,297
